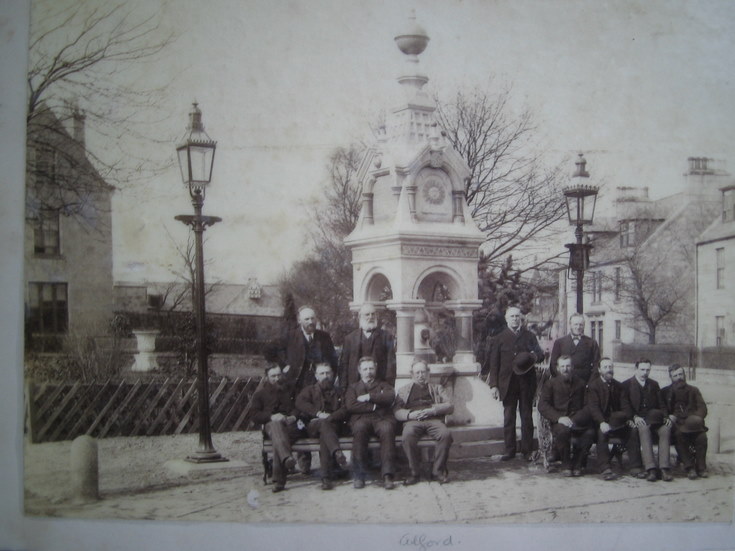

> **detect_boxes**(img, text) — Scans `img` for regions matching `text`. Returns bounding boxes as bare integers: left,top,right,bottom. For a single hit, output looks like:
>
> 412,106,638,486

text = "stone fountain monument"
344,14,503,431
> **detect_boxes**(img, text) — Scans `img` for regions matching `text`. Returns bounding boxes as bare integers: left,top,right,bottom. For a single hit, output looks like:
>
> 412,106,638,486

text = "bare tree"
434,84,568,270
26,1,175,222
279,145,364,344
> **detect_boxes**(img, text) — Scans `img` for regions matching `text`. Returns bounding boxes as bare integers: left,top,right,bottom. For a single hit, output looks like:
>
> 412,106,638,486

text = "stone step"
450,439,506,459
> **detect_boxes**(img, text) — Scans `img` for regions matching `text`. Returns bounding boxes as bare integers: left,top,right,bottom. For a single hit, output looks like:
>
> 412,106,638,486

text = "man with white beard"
339,303,396,387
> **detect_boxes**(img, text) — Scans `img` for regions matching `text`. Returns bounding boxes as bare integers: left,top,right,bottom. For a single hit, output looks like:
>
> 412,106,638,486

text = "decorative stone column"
387,300,425,379
445,300,483,373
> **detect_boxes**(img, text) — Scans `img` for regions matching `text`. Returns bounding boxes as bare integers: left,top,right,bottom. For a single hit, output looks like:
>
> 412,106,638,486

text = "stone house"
24,105,114,350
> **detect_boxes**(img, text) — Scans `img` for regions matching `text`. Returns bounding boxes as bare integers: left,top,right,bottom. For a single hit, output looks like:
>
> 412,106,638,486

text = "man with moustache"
250,365,301,493
549,313,601,382
538,355,595,476
279,305,338,396
661,364,709,479
585,357,629,480
394,360,454,485
487,306,544,461
279,305,337,474
621,359,673,482
345,356,397,490
339,303,396,387
295,363,350,490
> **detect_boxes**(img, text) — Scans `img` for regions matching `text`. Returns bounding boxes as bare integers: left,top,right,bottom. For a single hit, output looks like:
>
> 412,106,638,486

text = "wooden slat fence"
25,377,261,443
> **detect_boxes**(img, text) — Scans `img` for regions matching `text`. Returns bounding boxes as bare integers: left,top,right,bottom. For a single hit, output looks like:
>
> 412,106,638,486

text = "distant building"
696,182,735,368
113,278,284,342
559,157,728,360
24,104,114,349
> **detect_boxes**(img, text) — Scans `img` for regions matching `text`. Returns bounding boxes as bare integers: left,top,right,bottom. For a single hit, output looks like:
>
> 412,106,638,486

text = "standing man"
549,314,601,382
538,356,595,476
487,306,544,461
279,305,338,397
661,364,709,479
250,365,301,493
621,359,673,482
345,356,397,490
295,363,350,490
278,305,337,474
339,303,396,387
394,360,454,485
585,357,629,480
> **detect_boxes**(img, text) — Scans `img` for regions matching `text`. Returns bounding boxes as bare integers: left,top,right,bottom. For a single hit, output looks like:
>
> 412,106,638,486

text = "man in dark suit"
549,314,601,382
661,364,709,479
278,305,337,475
539,355,595,476
585,357,629,480
621,359,673,482
278,305,338,397
339,303,396,387
345,356,397,490
295,363,349,490
487,306,544,461
250,365,302,493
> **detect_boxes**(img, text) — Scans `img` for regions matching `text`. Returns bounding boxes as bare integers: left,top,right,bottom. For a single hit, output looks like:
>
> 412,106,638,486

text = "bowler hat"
644,409,665,427
679,415,707,434
608,411,628,430
512,352,536,375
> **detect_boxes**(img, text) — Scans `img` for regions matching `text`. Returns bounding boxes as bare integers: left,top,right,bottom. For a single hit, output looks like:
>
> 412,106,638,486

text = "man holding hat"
661,364,709,479
621,359,673,482
585,357,628,480
487,306,544,462
539,355,595,476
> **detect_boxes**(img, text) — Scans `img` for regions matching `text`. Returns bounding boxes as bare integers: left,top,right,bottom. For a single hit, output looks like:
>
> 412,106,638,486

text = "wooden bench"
261,434,441,484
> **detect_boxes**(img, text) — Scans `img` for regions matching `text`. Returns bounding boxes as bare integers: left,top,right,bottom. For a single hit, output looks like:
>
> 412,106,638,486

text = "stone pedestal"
70,435,98,502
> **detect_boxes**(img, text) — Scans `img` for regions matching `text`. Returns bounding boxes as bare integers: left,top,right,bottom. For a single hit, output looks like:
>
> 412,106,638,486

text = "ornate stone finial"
394,9,430,60
573,153,589,178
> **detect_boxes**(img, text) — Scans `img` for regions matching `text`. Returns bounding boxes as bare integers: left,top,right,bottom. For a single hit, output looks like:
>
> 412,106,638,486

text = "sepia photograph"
2,0,735,549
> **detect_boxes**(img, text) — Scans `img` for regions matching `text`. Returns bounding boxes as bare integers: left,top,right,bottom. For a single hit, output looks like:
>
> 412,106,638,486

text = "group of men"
252,302,710,493
485,308,710,481
252,304,452,492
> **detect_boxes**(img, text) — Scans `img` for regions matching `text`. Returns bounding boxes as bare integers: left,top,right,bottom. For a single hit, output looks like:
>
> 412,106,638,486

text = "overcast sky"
31,0,735,285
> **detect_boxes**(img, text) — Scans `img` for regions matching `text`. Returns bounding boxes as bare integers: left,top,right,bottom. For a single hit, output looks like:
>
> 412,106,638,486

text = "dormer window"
247,278,262,299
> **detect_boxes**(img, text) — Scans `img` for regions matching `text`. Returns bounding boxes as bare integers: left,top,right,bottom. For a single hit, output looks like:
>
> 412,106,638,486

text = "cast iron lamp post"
563,153,599,316
175,102,227,463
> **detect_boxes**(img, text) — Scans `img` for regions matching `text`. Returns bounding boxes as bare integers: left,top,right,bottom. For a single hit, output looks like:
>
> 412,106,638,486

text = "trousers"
350,415,396,478
307,418,342,478
502,372,536,455
264,419,302,485
401,418,453,477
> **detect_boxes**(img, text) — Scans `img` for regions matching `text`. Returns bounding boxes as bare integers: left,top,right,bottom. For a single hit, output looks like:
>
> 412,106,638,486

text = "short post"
70,435,99,502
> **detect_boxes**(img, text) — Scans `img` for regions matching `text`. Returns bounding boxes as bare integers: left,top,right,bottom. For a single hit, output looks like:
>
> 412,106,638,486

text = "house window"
619,221,635,248
615,320,621,340
33,209,60,255
598,321,604,353
28,282,68,334
591,271,602,303
715,316,725,347
716,248,725,289
614,267,621,301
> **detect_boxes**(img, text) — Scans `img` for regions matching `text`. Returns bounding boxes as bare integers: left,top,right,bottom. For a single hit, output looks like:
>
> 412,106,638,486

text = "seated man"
345,356,397,490
538,355,595,477
661,364,709,479
394,360,454,485
250,365,301,493
585,357,629,480
621,359,673,482
295,362,349,490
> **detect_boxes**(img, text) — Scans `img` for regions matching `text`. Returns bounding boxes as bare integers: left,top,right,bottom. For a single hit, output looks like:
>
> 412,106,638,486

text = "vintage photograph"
9,0,735,540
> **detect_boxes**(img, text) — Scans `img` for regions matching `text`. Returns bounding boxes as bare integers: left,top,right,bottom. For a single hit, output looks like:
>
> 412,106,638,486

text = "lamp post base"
185,450,229,464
